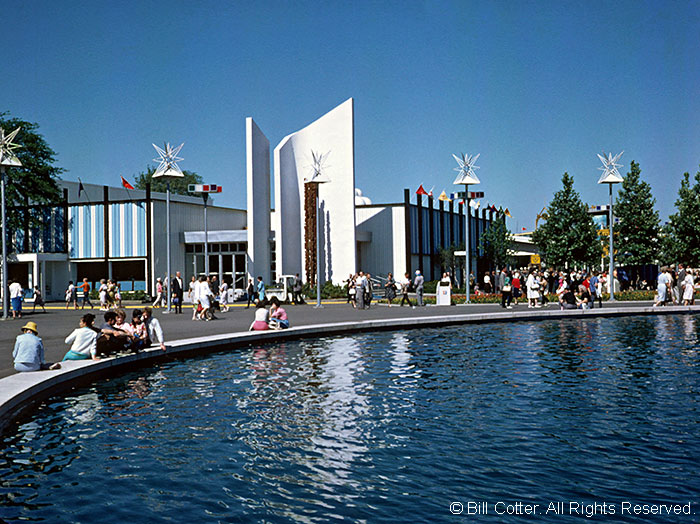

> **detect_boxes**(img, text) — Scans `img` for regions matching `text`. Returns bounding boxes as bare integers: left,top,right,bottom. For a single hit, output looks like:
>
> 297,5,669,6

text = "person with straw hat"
12,321,60,372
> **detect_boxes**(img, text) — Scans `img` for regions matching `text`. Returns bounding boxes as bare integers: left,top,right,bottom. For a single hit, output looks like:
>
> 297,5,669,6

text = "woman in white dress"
654,267,671,307
682,269,695,305
526,269,540,308
98,279,109,310
219,280,229,312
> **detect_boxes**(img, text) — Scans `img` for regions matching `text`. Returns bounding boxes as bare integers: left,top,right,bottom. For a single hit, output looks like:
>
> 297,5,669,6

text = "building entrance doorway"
185,242,247,291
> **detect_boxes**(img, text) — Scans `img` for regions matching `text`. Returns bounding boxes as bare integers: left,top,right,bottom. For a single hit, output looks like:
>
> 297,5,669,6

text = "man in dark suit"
172,271,184,313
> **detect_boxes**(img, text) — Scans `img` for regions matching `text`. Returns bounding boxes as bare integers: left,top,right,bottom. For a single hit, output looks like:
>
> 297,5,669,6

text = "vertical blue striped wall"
69,202,145,259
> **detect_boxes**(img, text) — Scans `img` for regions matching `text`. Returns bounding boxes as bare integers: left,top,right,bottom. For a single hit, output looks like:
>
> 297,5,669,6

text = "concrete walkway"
0,298,687,379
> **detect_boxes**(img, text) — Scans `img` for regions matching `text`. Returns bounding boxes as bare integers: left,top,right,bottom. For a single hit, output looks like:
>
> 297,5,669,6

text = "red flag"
121,176,134,190
416,184,429,196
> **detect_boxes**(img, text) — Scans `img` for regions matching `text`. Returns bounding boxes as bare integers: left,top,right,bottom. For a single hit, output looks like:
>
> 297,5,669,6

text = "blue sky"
2,0,698,230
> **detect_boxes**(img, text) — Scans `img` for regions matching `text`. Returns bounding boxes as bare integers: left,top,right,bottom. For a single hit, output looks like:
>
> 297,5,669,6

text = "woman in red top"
511,272,521,306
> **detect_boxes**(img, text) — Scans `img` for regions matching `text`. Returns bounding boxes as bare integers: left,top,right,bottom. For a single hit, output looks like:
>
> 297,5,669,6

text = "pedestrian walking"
385,272,397,306
256,276,265,304
682,268,695,306
348,274,357,308
9,280,24,318
65,280,78,309
188,276,197,305
589,271,602,308
414,270,424,306
526,269,540,308
365,273,374,309
32,286,46,313
246,278,255,308
501,270,513,309
79,278,94,309
172,271,184,314
654,267,671,307
219,279,229,313
483,272,492,294
399,273,413,307
293,273,304,305
355,272,366,309
98,279,109,310
152,278,166,308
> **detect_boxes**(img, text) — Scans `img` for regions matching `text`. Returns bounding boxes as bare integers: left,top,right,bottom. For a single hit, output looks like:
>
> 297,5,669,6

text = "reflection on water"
1,315,699,523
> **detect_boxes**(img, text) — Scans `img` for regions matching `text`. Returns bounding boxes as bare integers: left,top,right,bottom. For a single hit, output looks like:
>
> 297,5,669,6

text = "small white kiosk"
436,283,451,305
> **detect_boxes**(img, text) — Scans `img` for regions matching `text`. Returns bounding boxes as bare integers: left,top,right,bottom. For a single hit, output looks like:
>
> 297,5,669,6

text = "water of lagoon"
1,315,699,523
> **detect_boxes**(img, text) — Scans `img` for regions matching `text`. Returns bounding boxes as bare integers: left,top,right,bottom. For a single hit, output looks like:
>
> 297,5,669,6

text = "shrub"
304,281,348,299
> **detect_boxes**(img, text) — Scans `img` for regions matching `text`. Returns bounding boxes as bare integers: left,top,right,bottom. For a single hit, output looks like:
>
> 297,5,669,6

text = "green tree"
614,161,661,265
478,218,514,268
532,172,602,268
0,112,63,232
663,167,700,264
439,242,464,285
134,165,203,195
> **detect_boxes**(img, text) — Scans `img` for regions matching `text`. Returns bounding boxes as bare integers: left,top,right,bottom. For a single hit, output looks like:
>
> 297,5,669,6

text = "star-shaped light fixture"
152,142,185,178
597,151,624,184
305,150,331,184
0,127,23,167
452,153,481,185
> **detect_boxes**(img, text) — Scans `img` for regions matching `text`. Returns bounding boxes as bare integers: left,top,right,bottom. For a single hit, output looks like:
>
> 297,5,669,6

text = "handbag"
502,285,512,293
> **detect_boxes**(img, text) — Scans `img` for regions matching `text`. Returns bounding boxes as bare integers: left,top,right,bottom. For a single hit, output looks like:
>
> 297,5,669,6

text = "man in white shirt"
143,307,166,351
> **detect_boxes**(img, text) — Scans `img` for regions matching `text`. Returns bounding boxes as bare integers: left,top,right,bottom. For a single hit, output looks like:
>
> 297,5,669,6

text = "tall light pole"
188,184,223,278
152,142,185,314
597,151,624,301
452,152,481,304
0,127,22,320
305,151,330,309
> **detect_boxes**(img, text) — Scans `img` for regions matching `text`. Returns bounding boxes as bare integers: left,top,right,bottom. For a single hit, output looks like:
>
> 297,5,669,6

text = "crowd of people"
653,264,698,307
475,264,699,310
508,267,602,310
8,263,700,374
346,270,427,309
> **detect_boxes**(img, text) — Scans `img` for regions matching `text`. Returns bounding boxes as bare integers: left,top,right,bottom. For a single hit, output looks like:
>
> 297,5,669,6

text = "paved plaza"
1,298,670,379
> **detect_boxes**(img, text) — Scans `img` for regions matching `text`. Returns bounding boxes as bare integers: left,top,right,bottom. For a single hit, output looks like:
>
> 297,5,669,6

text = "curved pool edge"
2,304,698,433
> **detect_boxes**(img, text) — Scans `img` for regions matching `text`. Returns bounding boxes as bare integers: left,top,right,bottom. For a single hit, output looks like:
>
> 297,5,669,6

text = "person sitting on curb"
142,307,166,351
121,309,149,352
63,314,100,361
97,311,134,356
559,287,579,310
249,299,270,331
576,284,591,309
269,297,289,330
13,321,61,372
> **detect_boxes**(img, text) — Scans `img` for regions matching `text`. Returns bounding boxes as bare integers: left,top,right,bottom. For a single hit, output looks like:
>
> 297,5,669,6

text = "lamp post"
188,184,222,278
152,142,185,314
0,127,22,320
305,151,330,309
452,152,481,304
597,151,624,301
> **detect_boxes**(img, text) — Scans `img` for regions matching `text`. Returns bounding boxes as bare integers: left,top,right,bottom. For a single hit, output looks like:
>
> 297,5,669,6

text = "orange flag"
121,176,135,190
